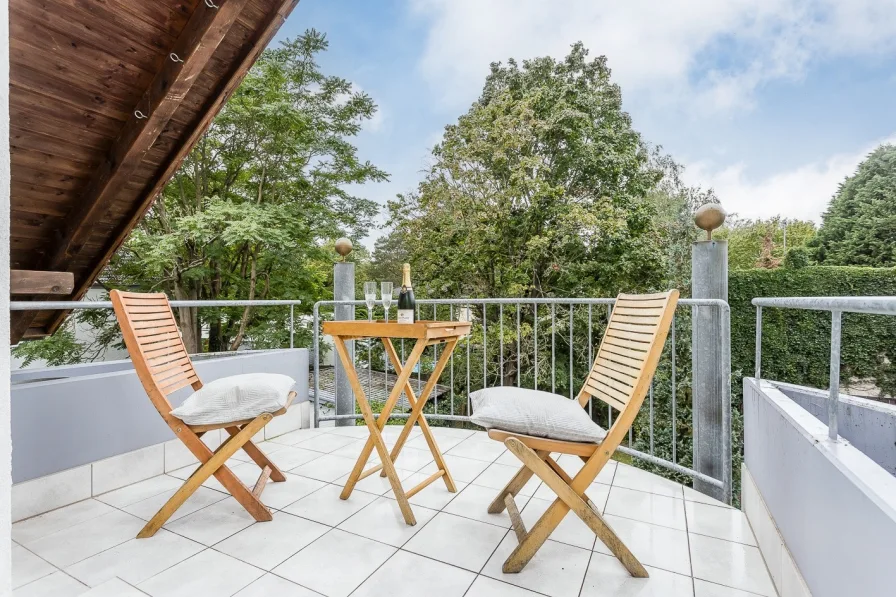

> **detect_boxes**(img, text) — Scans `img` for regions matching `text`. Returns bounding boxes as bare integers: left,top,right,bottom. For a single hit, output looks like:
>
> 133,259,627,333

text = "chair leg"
487,450,548,514
138,414,273,538
501,438,648,577
225,426,286,482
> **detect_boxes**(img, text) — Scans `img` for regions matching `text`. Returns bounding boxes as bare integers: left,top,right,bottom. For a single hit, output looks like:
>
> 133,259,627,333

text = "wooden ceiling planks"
10,0,301,342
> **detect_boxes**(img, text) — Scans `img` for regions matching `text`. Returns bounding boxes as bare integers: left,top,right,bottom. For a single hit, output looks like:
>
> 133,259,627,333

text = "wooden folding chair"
110,290,296,538
486,290,679,574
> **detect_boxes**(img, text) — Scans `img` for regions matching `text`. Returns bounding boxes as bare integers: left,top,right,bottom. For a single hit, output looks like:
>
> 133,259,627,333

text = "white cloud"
410,0,896,114
684,134,896,223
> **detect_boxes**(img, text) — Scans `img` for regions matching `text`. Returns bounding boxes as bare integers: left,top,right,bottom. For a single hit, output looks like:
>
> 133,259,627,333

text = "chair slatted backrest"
578,291,679,432
111,290,202,420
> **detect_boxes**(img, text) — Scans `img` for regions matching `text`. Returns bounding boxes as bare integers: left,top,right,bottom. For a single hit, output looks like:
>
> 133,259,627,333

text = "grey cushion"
470,386,607,443
170,373,295,426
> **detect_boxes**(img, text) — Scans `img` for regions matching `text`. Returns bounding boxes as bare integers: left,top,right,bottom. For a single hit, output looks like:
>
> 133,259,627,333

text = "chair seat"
470,386,607,443
189,390,297,432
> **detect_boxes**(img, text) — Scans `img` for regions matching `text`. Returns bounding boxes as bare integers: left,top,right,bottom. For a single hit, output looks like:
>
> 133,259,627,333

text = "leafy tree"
15,30,385,362
386,42,665,301
813,144,896,267
715,217,816,270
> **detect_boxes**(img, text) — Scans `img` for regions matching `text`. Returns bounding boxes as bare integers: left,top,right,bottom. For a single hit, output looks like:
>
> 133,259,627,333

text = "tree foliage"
714,217,817,270
813,144,896,267
15,30,385,363
382,43,666,301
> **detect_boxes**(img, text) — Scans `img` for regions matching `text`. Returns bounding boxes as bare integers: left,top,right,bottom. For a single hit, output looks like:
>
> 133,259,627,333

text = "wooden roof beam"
11,0,250,342
11,270,74,295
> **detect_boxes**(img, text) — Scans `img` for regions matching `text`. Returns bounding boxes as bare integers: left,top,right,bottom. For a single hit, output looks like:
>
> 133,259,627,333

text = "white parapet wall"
11,349,310,522
743,377,896,597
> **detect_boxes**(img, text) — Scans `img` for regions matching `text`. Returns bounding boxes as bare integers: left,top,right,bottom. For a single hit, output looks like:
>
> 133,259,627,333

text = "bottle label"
397,309,414,324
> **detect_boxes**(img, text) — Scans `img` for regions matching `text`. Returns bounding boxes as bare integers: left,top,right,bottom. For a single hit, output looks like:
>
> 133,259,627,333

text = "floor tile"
442,483,519,527
138,549,264,597
470,462,541,496
281,483,377,526
406,433,463,452
233,573,320,596
403,511,507,572
273,529,395,597
337,496,437,547
322,425,371,439
164,498,257,546
78,577,147,596
249,445,323,471
593,514,691,576
428,426,477,441
446,436,506,462
95,475,183,509
352,550,475,597
390,446,436,470
694,579,769,596
482,533,592,597
604,486,686,530
294,433,358,454
12,544,56,589
13,499,116,546
334,465,416,496
329,438,378,461
581,552,694,597
267,428,329,446
520,496,597,550
123,485,227,523
552,455,617,486
612,463,684,498
290,454,359,482
401,473,468,510
12,571,87,597
464,575,543,596
686,501,757,546
65,529,204,587
256,473,327,510
684,486,734,509
26,509,145,568
689,533,776,596
214,511,329,570
228,440,286,463
418,454,491,483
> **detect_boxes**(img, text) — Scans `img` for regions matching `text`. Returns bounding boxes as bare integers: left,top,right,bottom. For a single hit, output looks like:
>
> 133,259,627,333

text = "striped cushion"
470,387,606,443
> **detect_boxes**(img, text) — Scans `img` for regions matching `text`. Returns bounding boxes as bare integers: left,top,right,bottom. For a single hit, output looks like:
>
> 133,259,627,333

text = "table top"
323,319,471,341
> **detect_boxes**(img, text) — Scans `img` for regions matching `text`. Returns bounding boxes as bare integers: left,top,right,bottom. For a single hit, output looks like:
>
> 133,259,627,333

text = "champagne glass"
364,281,377,321
381,281,394,323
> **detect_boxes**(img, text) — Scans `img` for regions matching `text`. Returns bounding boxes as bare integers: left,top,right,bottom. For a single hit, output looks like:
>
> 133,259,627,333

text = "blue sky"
274,0,896,246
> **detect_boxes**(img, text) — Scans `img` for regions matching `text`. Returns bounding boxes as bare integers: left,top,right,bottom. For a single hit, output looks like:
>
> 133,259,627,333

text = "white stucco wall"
1,0,12,593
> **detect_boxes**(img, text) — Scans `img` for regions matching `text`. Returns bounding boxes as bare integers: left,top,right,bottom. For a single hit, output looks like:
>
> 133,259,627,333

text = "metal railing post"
754,306,762,379
290,304,294,349
828,310,842,440
313,302,320,428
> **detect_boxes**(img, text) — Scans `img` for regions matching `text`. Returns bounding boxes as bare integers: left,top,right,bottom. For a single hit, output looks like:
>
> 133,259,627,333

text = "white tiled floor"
11,427,777,597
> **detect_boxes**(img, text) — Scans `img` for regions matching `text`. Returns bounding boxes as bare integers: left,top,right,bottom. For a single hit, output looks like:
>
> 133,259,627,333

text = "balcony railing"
753,296,896,440
312,296,733,503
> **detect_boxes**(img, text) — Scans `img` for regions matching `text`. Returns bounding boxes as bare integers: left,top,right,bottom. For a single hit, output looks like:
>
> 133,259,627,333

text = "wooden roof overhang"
9,0,300,343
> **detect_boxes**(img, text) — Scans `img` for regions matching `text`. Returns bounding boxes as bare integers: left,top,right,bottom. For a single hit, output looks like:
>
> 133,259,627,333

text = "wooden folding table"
323,319,471,525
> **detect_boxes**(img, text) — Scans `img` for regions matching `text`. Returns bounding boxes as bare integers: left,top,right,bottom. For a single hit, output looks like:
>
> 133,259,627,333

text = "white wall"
0,0,12,592
744,378,896,597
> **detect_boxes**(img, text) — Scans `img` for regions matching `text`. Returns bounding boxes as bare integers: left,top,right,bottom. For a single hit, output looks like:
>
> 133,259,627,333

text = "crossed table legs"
331,335,459,525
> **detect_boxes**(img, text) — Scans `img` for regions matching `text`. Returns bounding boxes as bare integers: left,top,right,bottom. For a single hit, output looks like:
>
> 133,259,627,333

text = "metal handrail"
10,299,303,349
313,296,732,503
751,296,896,441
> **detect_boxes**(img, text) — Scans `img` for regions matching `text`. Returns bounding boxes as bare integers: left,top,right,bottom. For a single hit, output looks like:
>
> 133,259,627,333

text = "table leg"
382,338,459,492
333,336,425,525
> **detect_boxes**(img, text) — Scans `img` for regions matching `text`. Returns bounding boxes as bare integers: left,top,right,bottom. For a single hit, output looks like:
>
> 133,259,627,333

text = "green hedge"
730,266,896,399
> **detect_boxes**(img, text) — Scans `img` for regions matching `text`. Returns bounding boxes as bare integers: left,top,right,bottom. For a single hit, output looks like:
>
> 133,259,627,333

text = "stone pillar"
333,242,355,427
691,205,728,500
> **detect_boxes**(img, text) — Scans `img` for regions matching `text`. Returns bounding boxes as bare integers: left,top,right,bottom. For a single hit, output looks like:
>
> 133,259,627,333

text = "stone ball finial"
334,237,353,261
694,203,727,240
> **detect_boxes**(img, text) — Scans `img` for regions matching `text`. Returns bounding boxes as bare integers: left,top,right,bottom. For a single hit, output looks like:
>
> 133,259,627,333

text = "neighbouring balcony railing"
753,296,896,441
313,297,732,503
10,299,304,349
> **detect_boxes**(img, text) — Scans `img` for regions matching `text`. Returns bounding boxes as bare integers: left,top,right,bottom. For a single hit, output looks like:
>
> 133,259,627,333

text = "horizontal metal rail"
10,299,303,349
313,296,732,503
752,296,896,441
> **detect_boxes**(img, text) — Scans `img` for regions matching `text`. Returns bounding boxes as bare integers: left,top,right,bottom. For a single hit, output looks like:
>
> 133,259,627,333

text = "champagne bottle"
397,263,416,324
